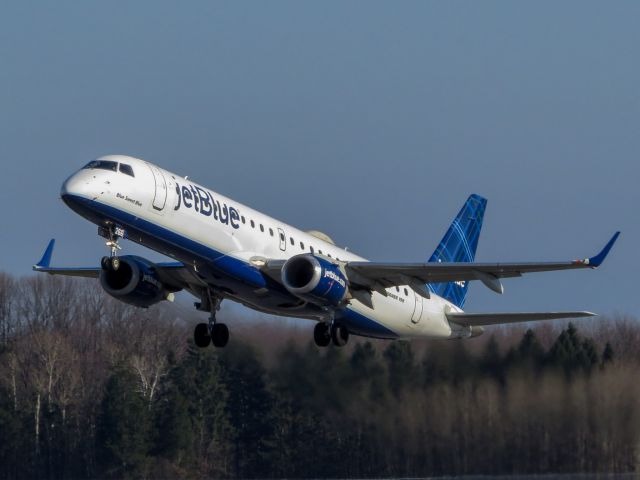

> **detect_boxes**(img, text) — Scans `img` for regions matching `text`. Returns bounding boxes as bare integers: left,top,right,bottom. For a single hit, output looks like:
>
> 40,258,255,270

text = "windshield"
83,160,118,172
119,163,135,177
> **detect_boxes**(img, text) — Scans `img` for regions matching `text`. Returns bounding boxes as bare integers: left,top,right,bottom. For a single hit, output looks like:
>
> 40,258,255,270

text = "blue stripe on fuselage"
62,194,398,339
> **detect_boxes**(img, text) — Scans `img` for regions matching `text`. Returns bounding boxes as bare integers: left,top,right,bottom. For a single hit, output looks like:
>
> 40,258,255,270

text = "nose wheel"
101,256,120,271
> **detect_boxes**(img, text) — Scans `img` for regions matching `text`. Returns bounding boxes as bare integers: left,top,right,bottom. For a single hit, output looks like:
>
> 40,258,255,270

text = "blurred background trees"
0,272,638,478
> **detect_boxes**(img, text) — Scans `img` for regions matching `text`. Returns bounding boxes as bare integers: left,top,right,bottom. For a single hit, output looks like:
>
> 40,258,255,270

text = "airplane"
34,155,620,348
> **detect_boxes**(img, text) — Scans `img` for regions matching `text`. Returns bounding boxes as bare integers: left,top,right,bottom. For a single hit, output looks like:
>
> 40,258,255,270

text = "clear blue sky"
1,1,637,316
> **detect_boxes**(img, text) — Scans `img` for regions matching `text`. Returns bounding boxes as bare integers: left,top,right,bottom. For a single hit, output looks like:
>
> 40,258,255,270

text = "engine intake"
282,254,348,306
100,256,170,308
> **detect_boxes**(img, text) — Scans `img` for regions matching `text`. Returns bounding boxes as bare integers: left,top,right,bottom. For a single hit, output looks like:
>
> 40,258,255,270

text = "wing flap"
446,311,596,327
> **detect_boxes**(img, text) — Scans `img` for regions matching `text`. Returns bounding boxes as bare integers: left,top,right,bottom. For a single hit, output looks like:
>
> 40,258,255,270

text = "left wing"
345,232,620,297
32,239,196,290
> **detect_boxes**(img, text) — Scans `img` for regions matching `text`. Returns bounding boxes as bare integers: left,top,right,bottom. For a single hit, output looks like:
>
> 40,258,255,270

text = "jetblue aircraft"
34,155,619,348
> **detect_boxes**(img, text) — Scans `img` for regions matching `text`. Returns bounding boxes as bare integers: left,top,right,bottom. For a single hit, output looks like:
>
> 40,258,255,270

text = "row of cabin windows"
396,286,410,297
238,215,340,261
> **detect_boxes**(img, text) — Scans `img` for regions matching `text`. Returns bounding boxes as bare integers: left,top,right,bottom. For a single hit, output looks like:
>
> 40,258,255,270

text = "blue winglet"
35,239,56,268
587,231,620,267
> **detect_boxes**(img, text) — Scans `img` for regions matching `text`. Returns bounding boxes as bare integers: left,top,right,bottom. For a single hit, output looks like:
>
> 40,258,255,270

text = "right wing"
446,311,596,327
344,232,620,297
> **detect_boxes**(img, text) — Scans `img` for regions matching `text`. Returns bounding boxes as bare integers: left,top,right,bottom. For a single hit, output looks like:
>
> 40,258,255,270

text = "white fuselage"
61,155,463,340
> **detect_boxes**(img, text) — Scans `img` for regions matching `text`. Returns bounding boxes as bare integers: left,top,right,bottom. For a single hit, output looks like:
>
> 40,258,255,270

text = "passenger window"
119,164,135,177
310,246,314,254
241,216,246,224
269,228,274,236
404,288,408,296
260,224,264,233
83,160,118,172
279,233,285,241
300,241,304,249
328,253,332,258
250,220,255,228
395,286,399,292
318,250,323,255
290,237,294,246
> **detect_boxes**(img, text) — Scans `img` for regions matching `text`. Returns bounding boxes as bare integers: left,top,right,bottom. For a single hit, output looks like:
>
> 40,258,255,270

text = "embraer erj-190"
34,155,619,348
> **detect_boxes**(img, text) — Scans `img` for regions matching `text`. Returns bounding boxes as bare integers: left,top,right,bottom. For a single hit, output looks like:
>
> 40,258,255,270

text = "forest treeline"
1,272,640,478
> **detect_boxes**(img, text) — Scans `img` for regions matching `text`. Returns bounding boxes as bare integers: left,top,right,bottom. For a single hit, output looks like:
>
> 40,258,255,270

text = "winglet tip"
587,231,620,267
34,239,56,269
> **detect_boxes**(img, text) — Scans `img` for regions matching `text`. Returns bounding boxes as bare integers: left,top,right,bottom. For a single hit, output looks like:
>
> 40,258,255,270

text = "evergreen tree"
548,323,599,377
506,329,545,374
154,386,193,468
218,343,274,478
96,366,152,478
350,341,386,401
0,385,19,479
269,342,333,477
383,341,416,396
580,338,600,372
602,342,614,366
479,335,504,382
170,344,234,478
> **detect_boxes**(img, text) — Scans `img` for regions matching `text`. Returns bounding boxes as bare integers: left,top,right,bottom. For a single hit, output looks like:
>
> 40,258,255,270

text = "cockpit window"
119,163,135,177
83,160,118,172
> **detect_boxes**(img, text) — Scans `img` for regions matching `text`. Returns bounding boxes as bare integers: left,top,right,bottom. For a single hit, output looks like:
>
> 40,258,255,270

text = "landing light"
250,256,267,267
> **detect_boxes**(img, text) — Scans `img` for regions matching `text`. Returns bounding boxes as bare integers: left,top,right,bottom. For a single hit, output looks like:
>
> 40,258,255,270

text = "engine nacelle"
100,256,170,308
282,254,348,306
449,322,485,339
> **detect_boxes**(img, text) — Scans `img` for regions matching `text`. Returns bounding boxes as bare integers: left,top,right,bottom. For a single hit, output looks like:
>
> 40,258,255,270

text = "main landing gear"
314,321,349,347
194,292,229,348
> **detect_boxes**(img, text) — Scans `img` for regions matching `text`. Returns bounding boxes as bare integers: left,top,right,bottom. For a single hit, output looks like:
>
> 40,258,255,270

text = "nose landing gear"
99,224,123,271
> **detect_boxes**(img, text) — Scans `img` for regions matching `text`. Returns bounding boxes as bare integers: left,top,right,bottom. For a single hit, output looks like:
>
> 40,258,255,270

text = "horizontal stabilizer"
446,311,596,327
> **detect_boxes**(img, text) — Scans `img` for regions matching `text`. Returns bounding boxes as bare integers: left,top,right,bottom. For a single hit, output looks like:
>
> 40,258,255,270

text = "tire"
100,256,110,271
212,323,229,348
331,323,349,347
313,322,331,347
111,257,120,271
194,323,211,348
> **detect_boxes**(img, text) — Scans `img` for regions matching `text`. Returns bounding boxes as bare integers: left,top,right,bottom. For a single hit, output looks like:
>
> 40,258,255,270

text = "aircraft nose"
60,173,83,198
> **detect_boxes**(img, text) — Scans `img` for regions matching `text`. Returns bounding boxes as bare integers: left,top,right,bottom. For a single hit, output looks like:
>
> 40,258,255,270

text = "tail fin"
428,194,487,308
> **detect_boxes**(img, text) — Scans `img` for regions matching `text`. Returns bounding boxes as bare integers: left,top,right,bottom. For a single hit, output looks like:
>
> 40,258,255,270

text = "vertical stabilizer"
428,194,487,308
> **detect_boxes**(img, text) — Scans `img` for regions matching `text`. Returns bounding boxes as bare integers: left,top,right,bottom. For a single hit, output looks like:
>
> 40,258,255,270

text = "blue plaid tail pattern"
428,194,487,308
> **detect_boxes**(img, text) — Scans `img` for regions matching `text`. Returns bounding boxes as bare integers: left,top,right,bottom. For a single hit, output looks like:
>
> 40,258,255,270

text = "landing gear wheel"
314,322,331,347
100,256,121,271
101,256,110,271
331,323,349,347
110,257,120,271
211,323,229,348
194,323,211,348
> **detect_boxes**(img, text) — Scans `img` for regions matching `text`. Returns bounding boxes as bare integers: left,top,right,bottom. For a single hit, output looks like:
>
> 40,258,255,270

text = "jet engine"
100,255,173,308
281,254,348,306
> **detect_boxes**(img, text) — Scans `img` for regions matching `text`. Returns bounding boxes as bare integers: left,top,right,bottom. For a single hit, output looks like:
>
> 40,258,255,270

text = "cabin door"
277,228,287,251
411,291,423,324
147,164,167,211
